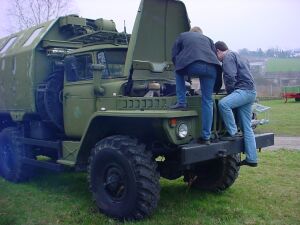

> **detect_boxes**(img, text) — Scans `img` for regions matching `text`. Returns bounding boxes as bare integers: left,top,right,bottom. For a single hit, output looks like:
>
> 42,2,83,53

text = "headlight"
177,123,188,139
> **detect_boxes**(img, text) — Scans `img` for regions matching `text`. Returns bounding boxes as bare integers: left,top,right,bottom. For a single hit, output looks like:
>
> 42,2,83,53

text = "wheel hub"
104,167,126,200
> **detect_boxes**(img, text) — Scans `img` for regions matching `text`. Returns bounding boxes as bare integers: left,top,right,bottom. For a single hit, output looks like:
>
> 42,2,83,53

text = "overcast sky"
1,0,299,51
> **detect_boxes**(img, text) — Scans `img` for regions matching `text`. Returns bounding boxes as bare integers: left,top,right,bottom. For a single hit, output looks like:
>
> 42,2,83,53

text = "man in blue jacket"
170,26,221,145
215,41,257,167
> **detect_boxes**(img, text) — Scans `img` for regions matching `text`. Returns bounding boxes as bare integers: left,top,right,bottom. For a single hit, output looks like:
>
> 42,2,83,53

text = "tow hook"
217,149,227,158
187,175,198,191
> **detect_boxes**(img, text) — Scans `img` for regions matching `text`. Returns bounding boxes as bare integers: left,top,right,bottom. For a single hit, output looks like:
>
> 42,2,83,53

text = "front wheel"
184,153,240,192
87,135,160,221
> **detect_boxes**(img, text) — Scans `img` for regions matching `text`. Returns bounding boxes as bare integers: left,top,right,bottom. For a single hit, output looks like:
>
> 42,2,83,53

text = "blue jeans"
176,61,217,140
218,89,257,163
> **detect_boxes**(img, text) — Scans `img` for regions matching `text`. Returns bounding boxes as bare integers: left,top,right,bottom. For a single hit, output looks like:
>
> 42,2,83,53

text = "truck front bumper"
180,133,274,165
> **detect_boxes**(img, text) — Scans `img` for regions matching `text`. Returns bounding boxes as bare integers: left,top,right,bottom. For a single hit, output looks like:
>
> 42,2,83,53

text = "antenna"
124,20,128,45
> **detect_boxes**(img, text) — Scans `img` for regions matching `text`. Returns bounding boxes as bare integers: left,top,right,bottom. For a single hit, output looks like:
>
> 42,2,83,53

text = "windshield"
65,54,93,82
97,49,127,79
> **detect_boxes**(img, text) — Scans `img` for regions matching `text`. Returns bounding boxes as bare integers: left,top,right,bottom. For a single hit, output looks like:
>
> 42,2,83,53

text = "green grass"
1,150,300,225
266,58,300,73
255,99,300,136
1,99,299,224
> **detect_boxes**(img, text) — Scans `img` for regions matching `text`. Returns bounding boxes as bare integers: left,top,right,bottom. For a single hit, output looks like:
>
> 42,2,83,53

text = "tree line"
6,0,76,34
238,48,299,58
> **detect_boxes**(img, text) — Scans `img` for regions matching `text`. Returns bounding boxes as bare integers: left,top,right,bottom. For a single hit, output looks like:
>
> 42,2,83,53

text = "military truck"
0,0,274,221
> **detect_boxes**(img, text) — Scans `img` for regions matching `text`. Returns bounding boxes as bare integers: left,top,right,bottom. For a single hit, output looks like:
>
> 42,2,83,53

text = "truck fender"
75,110,198,167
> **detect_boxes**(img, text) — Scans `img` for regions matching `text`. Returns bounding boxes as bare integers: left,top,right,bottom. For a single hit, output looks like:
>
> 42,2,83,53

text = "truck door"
63,54,96,138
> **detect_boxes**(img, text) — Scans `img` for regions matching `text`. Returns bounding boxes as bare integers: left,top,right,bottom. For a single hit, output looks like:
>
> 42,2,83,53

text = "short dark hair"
215,41,228,51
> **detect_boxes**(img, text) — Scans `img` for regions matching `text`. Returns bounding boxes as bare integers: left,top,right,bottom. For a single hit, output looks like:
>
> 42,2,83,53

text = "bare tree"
7,0,77,33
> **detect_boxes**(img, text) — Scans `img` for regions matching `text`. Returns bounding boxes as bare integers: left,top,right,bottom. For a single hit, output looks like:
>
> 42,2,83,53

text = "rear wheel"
0,116,14,132
88,135,160,221
0,126,35,182
184,153,240,192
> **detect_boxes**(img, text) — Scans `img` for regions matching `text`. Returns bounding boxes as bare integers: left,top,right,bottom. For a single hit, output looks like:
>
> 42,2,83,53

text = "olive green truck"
0,0,274,221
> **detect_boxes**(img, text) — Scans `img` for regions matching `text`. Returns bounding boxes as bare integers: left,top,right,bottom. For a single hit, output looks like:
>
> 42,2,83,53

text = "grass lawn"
0,150,300,225
266,58,300,73
1,99,299,225
255,99,300,136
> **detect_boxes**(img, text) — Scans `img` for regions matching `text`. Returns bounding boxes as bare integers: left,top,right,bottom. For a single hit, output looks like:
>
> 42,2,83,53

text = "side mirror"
89,64,105,71
92,64,105,95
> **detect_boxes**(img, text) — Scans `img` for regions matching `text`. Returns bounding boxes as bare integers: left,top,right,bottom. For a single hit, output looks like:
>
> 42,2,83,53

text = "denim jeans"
218,89,257,163
175,61,217,140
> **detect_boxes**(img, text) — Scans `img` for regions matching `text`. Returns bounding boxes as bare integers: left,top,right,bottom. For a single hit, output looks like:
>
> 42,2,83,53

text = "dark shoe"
238,160,258,167
197,138,211,145
220,132,242,141
169,103,187,110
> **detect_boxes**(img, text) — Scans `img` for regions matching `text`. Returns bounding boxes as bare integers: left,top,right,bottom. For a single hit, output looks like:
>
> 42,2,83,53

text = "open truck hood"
124,0,190,78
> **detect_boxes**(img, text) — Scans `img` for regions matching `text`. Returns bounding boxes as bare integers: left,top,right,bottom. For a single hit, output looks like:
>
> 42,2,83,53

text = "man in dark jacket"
170,26,221,144
215,41,257,167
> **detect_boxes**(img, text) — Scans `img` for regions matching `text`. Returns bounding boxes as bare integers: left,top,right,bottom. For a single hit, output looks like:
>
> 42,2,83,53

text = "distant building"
292,49,300,57
249,61,266,77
